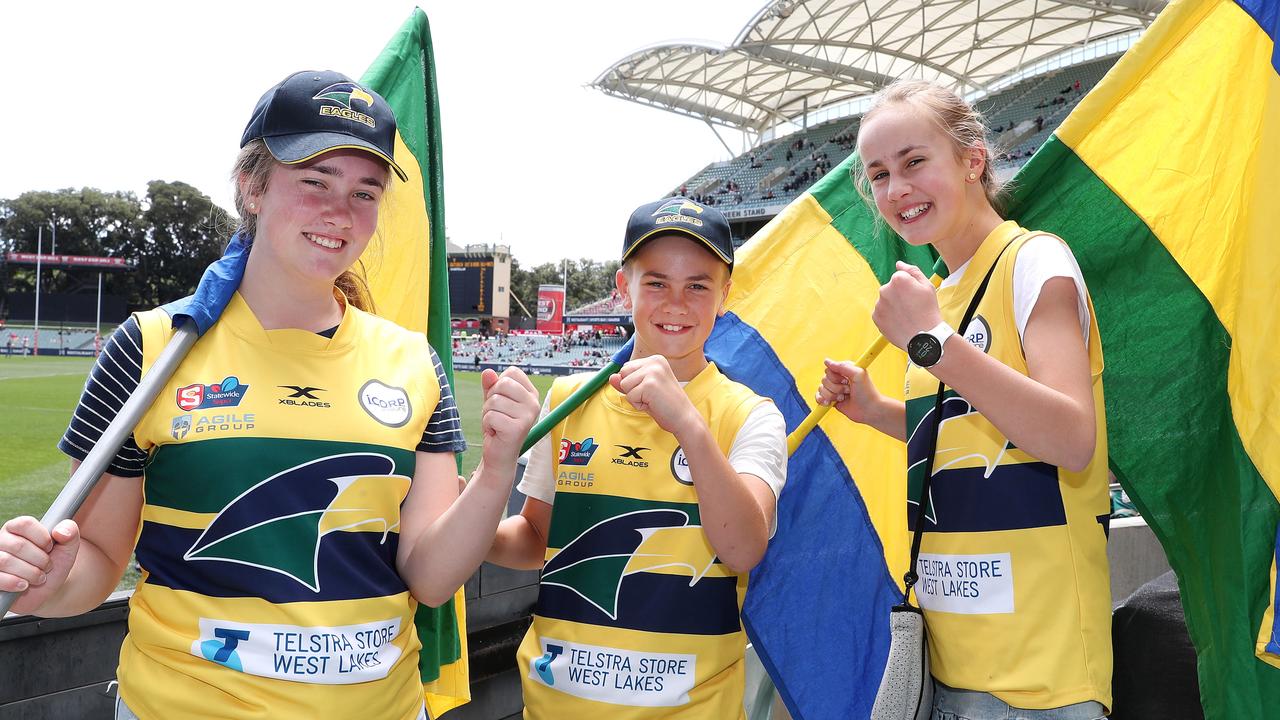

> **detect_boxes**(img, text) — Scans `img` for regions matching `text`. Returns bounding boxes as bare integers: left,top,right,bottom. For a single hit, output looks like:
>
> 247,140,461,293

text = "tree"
0,182,233,311
508,257,622,317
122,180,234,308
0,188,143,295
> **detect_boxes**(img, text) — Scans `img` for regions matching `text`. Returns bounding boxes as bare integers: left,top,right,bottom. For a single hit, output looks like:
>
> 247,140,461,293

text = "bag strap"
901,235,1021,606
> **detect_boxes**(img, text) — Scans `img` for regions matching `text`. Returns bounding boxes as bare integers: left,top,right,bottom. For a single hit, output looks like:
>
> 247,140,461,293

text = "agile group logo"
191,617,403,684
171,414,192,440
559,437,599,466
313,82,376,128
176,376,250,412
358,380,411,427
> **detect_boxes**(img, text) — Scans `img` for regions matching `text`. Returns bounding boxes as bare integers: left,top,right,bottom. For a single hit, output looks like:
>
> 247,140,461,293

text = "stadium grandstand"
592,0,1160,244
3,3,1199,719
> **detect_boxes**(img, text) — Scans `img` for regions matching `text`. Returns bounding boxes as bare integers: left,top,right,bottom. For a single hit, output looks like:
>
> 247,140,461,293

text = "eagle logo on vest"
183,453,409,591
540,509,716,620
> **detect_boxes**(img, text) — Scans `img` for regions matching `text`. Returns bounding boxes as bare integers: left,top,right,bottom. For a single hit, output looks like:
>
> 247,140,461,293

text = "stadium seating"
672,55,1122,212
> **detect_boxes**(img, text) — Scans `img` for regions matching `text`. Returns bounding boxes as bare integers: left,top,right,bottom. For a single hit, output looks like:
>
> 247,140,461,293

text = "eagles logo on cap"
652,200,705,217
623,196,735,269
240,70,408,182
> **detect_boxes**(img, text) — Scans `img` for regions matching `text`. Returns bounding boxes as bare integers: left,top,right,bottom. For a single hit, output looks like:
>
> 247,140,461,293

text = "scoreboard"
448,256,495,314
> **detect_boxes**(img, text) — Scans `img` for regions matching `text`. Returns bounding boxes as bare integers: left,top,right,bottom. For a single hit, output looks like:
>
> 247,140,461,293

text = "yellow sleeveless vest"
119,293,438,720
518,362,764,719
903,222,1112,710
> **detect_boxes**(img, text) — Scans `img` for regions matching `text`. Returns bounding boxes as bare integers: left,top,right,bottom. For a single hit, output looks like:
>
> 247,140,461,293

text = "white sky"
0,1,758,266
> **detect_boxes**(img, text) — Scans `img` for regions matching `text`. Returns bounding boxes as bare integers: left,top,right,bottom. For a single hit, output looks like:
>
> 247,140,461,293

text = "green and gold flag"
360,10,469,716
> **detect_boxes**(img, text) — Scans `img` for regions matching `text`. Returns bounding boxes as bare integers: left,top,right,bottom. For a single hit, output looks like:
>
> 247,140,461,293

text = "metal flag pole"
0,320,200,616
0,234,250,616
520,338,632,454
786,258,947,454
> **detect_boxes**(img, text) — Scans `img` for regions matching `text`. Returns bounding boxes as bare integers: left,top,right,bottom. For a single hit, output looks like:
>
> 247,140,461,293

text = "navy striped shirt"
58,318,467,477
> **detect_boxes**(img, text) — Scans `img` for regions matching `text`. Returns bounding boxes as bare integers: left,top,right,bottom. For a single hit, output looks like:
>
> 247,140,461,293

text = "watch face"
908,333,943,367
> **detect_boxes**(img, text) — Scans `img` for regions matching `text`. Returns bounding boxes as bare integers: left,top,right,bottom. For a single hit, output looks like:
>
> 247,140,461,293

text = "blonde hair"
231,140,380,312
855,79,1009,214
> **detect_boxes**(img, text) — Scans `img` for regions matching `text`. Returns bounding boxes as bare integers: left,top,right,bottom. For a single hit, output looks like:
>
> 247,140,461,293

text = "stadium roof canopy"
592,0,1164,139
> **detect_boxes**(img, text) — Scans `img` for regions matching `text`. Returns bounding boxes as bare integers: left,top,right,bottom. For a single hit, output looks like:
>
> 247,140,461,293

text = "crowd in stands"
451,328,626,372
663,59,1112,214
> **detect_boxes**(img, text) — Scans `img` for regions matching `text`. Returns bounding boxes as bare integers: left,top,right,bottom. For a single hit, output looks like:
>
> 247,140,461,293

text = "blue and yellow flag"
713,0,1280,717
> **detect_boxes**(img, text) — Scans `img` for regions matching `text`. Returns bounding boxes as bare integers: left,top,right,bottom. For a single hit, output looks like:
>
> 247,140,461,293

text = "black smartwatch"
907,322,956,368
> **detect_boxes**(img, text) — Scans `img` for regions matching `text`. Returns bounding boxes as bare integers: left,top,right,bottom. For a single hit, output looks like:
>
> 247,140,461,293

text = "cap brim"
622,227,734,268
265,132,409,182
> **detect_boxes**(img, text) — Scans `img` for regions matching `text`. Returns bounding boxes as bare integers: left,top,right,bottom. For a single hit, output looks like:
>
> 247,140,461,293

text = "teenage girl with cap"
0,70,540,720
817,80,1111,719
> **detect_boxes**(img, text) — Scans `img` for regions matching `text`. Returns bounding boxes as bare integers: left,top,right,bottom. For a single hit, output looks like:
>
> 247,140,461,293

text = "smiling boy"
487,197,786,718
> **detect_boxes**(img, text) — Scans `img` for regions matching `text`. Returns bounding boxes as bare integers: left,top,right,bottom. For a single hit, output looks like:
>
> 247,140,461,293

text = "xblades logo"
613,445,650,468
278,385,331,408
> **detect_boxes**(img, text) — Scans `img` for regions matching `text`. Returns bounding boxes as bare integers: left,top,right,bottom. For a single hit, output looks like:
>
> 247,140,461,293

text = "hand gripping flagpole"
520,339,634,454
786,259,947,455
0,237,249,617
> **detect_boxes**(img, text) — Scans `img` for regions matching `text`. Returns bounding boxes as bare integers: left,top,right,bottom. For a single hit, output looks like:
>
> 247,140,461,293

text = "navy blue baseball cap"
623,197,734,270
241,70,408,182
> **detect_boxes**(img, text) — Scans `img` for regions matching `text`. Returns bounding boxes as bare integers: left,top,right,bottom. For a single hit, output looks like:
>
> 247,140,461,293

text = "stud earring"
248,203,256,210
967,172,977,181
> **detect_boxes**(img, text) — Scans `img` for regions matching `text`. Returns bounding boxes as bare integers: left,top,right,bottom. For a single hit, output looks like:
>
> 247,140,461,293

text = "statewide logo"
670,447,693,485
171,414,192,440
358,380,411,427
541,509,715,620
613,445,650,468
313,82,376,128
279,385,331,409
198,627,250,672
963,316,992,353
559,437,599,466
184,453,410,591
176,376,250,411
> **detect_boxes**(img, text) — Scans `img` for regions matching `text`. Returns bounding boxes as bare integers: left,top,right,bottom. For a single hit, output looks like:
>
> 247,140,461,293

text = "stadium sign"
719,204,786,220
564,314,631,325
6,253,133,270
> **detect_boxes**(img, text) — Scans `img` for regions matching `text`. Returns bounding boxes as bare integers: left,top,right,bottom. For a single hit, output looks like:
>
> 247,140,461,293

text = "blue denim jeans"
932,681,1108,720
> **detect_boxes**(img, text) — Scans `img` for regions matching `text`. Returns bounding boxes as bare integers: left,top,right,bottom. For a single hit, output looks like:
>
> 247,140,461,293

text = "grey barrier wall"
0,564,539,720
0,509,1171,719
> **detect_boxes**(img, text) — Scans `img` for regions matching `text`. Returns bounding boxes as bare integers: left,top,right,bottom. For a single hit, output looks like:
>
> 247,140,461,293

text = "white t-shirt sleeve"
1012,235,1091,346
516,394,556,505
727,401,787,500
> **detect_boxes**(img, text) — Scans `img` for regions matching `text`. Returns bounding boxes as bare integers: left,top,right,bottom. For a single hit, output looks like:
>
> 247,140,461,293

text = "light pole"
33,227,42,355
